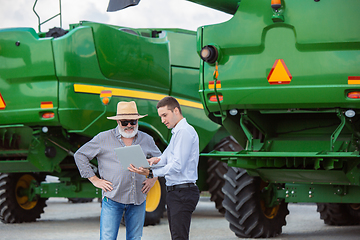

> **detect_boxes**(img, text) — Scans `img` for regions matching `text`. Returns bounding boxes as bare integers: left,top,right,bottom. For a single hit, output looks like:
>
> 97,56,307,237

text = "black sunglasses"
119,120,138,126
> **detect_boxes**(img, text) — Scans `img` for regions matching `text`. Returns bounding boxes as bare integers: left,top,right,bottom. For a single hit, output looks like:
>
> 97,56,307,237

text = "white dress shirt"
152,118,199,186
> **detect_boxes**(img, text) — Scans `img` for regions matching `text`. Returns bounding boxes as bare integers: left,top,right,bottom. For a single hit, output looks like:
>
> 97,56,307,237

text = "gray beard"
119,125,138,138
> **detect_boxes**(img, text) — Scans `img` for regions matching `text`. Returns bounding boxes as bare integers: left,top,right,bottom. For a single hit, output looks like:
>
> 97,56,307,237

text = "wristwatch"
148,169,153,179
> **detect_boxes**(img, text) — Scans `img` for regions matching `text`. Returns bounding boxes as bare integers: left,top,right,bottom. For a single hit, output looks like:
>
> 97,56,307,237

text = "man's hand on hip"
88,176,113,192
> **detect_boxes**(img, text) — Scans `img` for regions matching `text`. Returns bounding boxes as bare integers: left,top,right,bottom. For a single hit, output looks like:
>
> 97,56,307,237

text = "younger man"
129,96,200,240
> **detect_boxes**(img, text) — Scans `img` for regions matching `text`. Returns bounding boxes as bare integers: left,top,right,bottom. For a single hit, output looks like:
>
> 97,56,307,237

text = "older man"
74,101,161,240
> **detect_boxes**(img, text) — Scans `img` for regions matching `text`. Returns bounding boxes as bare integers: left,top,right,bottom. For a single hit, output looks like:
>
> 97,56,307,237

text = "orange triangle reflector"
0,93,5,110
267,59,292,85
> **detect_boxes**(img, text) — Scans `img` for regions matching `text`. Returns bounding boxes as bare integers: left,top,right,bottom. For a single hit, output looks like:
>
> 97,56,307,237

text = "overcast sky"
0,0,232,32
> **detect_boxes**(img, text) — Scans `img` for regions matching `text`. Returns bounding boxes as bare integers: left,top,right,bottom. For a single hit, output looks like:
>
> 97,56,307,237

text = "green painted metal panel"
256,169,351,185
283,184,360,203
35,181,102,198
171,67,200,101
0,161,40,172
166,30,199,69
0,28,58,126
199,0,360,111
52,26,104,80
88,22,171,91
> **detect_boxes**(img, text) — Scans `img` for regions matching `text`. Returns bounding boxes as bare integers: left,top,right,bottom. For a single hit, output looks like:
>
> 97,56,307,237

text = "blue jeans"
100,197,146,240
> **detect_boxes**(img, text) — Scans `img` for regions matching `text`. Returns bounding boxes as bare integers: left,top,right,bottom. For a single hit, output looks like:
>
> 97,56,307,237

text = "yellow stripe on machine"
74,84,203,109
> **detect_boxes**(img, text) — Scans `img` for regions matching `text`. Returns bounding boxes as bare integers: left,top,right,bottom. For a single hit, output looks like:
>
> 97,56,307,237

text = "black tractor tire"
316,203,360,225
0,173,48,223
207,136,242,214
222,167,289,238
144,177,166,226
68,198,94,203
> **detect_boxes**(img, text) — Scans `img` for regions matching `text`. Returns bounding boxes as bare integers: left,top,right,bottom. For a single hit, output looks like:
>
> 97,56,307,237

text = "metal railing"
33,0,62,32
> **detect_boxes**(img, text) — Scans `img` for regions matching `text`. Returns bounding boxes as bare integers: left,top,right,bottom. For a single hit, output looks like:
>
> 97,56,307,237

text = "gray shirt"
74,126,162,205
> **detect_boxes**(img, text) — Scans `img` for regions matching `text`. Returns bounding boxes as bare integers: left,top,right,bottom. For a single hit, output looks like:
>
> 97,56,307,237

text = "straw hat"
107,101,147,120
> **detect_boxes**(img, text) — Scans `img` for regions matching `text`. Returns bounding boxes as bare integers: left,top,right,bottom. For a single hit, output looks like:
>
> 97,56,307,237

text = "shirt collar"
171,118,186,135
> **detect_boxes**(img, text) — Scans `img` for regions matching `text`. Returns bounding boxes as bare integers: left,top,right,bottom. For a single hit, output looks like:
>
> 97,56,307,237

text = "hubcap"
15,174,38,210
260,200,280,219
260,181,280,219
350,203,360,210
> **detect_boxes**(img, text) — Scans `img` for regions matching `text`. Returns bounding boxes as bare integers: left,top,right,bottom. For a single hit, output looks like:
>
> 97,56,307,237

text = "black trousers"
166,186,200,240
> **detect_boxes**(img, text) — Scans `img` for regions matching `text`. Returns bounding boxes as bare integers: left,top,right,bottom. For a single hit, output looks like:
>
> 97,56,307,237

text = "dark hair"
157,96,182,114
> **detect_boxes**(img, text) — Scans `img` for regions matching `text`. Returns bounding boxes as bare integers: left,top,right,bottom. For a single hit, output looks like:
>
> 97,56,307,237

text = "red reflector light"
100,90,112,98
347,92,360,99
209,80,221,89
42,112,55,119
209,95,223,102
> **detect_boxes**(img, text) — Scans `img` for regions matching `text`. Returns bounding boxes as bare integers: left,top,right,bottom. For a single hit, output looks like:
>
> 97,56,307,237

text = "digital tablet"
114,145,151,169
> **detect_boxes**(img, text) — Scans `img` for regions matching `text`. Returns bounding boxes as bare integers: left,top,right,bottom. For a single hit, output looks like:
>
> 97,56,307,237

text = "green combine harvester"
194,0,360,238
0,0,240,226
